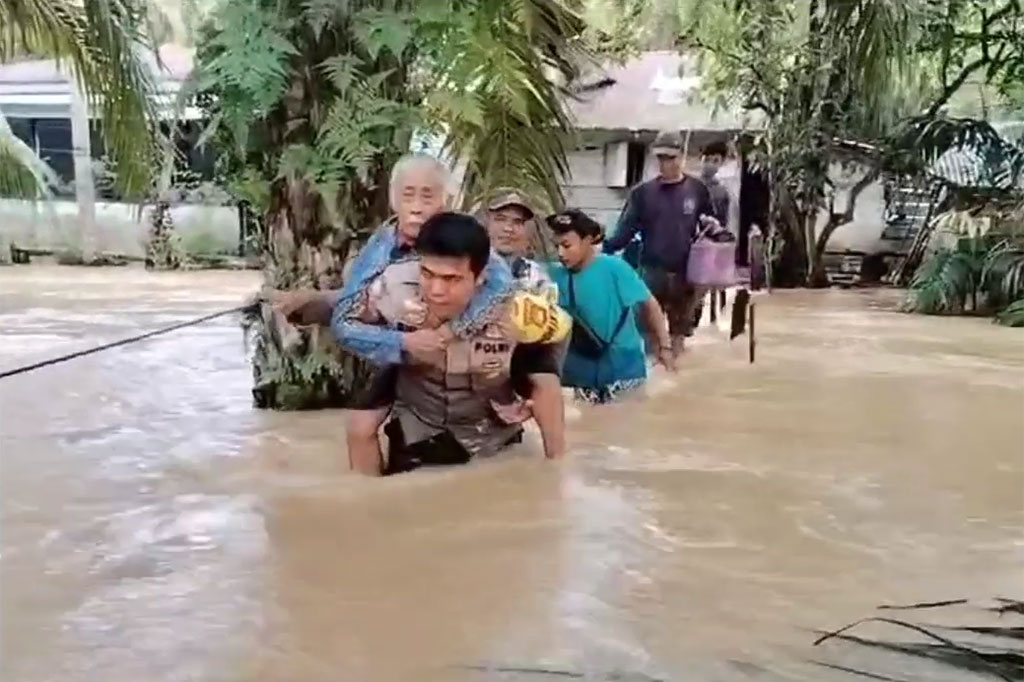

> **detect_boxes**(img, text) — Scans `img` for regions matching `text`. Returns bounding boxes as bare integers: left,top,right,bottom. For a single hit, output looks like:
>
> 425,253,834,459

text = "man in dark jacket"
603,130,718,353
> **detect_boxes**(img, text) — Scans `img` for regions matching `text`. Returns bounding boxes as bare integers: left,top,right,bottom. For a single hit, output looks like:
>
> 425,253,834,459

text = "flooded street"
2,265,1022,681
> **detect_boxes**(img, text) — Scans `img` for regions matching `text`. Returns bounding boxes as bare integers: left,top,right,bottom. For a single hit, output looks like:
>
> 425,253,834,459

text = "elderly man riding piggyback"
273,155,566,475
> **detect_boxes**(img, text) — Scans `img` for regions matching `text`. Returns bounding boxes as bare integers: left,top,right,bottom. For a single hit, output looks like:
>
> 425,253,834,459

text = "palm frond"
0,111,60,198
892,117,1024,189
822,0,927,135
995,298,1024,327
423,0,588,212
981,241,1024,308
0,0,162,199
906,240,986,315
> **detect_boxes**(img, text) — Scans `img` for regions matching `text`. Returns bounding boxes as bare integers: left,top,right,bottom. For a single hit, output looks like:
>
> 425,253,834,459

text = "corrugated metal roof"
565,51,761,133
930,131,1024,191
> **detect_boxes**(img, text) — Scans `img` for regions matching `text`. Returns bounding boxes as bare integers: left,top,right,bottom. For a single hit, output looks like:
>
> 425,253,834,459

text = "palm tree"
0,0,161,200
0,111,59,198
424,2,591,212
195,0,594,409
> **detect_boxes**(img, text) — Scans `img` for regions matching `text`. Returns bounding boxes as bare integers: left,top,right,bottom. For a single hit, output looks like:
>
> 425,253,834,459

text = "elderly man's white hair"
389,153,450,210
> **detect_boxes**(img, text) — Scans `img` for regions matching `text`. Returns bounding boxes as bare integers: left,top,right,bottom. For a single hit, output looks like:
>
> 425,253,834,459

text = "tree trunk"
247,178,377,411
769,185,812,287
808,165,881,287
806,211,832,287
144,201,183,270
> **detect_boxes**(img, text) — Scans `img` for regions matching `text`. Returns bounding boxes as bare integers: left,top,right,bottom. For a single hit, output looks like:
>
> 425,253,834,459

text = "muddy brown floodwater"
1,265,1022,682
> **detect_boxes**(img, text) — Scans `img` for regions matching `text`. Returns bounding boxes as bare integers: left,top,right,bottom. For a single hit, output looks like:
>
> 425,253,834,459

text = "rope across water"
0,304,257,380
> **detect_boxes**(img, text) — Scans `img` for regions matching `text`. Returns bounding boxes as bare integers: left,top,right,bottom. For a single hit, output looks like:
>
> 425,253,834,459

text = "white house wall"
814,162,887,253
0,199,239,257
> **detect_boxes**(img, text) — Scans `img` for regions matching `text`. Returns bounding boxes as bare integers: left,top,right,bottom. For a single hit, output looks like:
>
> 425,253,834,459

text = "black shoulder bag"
567,271,630,360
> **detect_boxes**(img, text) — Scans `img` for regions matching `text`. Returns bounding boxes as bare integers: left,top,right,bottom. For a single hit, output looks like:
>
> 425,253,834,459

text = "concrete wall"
0,199,239,257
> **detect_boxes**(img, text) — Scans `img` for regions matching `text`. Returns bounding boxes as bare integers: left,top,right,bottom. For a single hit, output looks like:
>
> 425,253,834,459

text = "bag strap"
568,270,631,350
606,307,630,347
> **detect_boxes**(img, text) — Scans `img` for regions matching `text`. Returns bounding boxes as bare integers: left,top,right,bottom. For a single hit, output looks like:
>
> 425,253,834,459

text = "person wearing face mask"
700,139,731,228
692,139,733,329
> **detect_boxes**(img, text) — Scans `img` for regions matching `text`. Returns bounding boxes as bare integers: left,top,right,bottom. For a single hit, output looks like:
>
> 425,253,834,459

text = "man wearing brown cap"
485,190,557,297
604,130,720,353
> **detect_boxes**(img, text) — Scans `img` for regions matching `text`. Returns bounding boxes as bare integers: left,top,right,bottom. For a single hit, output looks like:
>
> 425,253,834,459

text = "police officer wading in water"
271,155,516,474
351,212,568,474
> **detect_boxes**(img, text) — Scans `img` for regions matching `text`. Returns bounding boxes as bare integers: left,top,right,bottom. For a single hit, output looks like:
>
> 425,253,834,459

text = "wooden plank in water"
749,303,756,363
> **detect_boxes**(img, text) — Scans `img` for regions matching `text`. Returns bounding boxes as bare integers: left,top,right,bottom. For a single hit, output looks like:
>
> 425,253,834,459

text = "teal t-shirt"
549,254,652,390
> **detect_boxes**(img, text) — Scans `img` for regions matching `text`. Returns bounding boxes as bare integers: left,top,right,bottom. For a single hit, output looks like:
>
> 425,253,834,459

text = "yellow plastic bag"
508,290,572,344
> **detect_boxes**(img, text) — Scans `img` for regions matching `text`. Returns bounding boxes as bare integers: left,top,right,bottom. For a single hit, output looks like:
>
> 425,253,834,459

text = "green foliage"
195,0,591,408
914,0,1023,112
193,0,423,309
906,208,1024,323
681,1,925,286
906,238,988,314
422,0,589,209
197,4,299,154
195,0,591,249
995,298,1024,326
582,0,691,53
982,240,1024,309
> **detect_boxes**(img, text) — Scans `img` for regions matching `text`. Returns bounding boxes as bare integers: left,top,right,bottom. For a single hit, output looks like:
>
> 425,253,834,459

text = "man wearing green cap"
484,190,557,298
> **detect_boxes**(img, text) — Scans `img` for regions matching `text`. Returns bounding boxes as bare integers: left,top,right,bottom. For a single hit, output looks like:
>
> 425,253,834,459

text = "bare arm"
272,289,342,325
510,342,566,460
641,297,670,349
641,297,675,370
529,373,565,460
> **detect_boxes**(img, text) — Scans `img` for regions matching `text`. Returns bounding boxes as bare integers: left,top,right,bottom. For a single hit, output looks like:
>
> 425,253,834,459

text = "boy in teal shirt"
546,209,675,403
